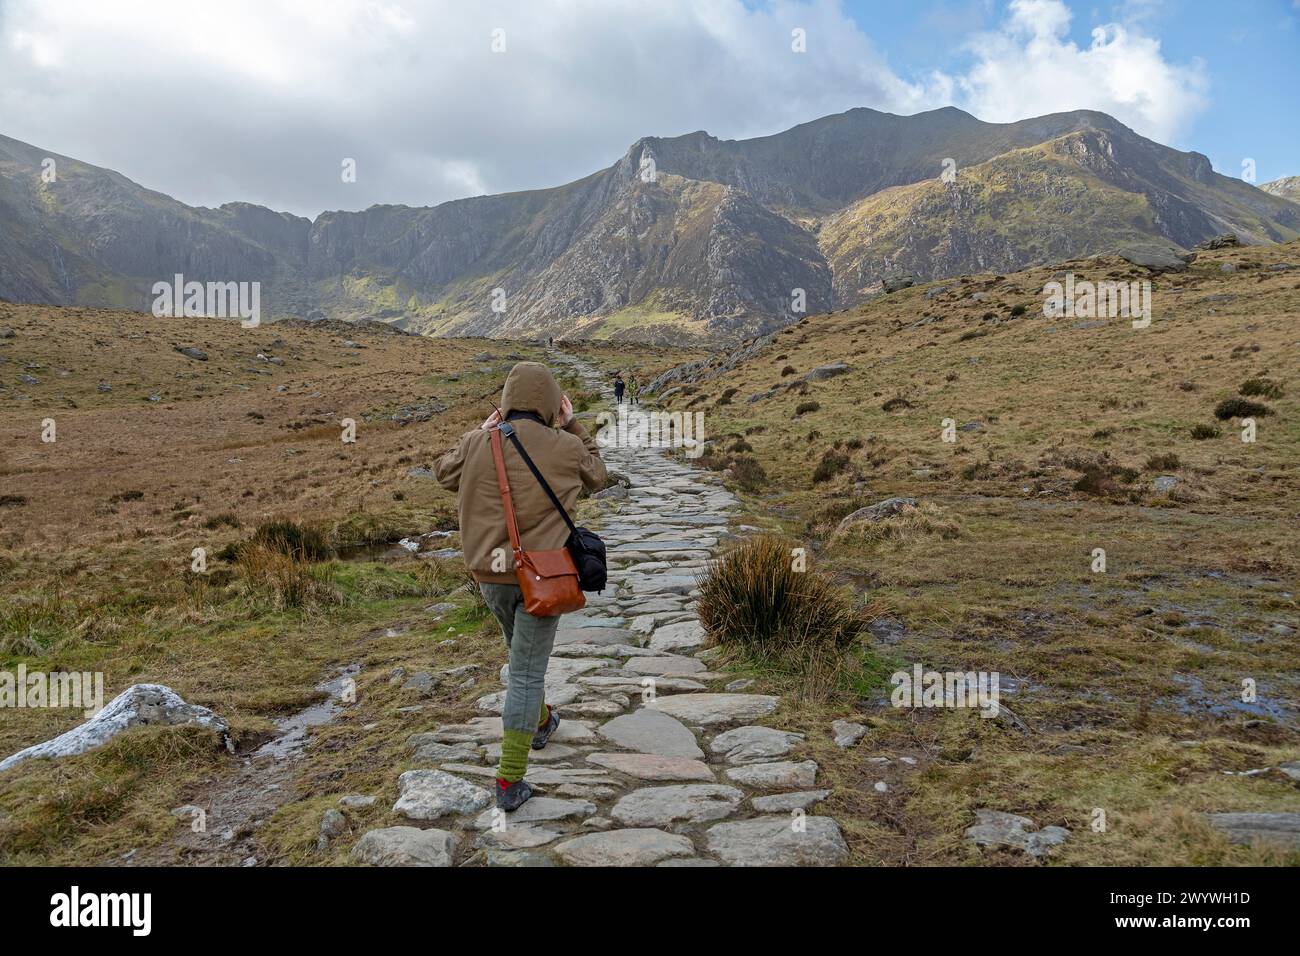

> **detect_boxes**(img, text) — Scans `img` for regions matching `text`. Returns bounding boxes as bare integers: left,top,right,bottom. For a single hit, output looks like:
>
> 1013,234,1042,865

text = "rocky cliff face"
2,108,1297,342
1261,176,1300,205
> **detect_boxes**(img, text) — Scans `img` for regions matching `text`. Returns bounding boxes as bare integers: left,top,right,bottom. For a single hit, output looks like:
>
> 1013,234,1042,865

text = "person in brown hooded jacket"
435,361,606,809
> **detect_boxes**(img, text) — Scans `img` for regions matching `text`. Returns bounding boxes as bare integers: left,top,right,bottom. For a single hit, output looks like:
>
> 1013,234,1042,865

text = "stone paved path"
353,352,849,867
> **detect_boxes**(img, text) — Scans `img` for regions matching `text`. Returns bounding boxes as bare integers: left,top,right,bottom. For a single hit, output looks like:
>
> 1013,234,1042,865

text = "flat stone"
621,655,707,676
552,828,694,867
474,826,561,850
1206,812,1300,849
486,848,558,867
649,620,707,652
472,797,596,829
657,858,721,867
610,784,744,826
751,790,831,813
653,694,779,727
709,725,803,762
625,599,688,615
551,643,660,658
352,826,457,867
599,709,704,759
706,816,848,866
725,760,818,790
586,753,714,781
554,626,638,647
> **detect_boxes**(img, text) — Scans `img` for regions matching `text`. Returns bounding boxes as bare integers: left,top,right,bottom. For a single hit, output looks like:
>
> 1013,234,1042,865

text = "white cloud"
0,0,1208,217
943,0,1207,143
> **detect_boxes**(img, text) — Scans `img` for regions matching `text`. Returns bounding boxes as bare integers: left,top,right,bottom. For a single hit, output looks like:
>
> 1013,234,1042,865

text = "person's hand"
480,408,502,430
558,394,574,427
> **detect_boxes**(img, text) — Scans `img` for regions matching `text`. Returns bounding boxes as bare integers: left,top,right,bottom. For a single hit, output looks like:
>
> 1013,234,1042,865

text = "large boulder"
0,684,228,773
805,362,852,382
834,497,918,535
1115,243,1193,273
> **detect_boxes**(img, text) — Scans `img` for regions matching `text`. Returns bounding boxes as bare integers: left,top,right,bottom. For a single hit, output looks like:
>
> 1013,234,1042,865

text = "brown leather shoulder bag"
489,426,586,617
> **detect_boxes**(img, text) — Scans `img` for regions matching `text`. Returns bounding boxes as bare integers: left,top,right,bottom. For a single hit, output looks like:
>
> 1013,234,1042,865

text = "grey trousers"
480,582,560,733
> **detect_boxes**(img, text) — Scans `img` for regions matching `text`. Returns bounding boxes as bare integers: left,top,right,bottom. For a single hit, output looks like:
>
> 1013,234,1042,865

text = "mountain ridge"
2,107,1297,342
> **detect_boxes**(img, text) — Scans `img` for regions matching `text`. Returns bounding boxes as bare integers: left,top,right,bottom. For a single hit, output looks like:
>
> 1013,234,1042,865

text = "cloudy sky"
1,0,1296,218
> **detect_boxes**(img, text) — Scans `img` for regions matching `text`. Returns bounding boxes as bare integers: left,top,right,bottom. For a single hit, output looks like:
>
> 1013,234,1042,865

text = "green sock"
537,700,550,730
497,729,532,783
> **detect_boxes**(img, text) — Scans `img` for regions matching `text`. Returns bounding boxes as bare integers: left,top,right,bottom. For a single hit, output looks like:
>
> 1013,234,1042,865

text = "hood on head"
501,361,563,426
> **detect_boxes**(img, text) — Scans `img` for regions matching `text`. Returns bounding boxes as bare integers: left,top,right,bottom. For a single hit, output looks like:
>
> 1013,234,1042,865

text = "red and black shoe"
496,777,536,811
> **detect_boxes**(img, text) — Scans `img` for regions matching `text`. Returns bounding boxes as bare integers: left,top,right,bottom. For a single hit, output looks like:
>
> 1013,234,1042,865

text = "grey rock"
832,720,867,748
610,784,744,826
598,709,703,759
805,362,852,382
0,683,228,772
965,809,1070,858
486,848,557,867
725,759,818,790
751,790,831,812
174,345,209,361
706,816,848,866
654,694,779,727
352,826,457,867
882,272,915,293
709,725,804,763
621,655,707,676
1117,243,1192,273
648,620,707,652
1152,475,1181,493
1206,812,1300,848
586,752,714,781
392,769,492,821
553,828,694,866
472,797,595,829
338,794,376,809
834,497,917,534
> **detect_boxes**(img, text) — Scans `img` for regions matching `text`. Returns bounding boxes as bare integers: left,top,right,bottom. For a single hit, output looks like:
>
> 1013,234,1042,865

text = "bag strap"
497,421,578,536
489,428,525,555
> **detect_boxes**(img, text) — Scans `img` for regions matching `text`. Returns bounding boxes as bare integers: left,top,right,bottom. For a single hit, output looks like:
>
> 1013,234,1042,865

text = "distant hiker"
548,336,553,348
435,362,607,810
627,376,640,406
613,374,626,404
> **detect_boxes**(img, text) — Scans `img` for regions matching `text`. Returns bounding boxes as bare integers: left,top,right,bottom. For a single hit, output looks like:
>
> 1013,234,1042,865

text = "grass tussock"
697,535,864,655
236,544,341,610
696,537,885,702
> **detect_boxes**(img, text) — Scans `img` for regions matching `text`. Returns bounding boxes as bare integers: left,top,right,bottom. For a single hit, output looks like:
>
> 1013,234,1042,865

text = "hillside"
2,108,1297,343
571,238,1300,864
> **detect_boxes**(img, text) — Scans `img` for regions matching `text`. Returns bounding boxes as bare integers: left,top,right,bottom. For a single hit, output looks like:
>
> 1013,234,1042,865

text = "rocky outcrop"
0,684,229,773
